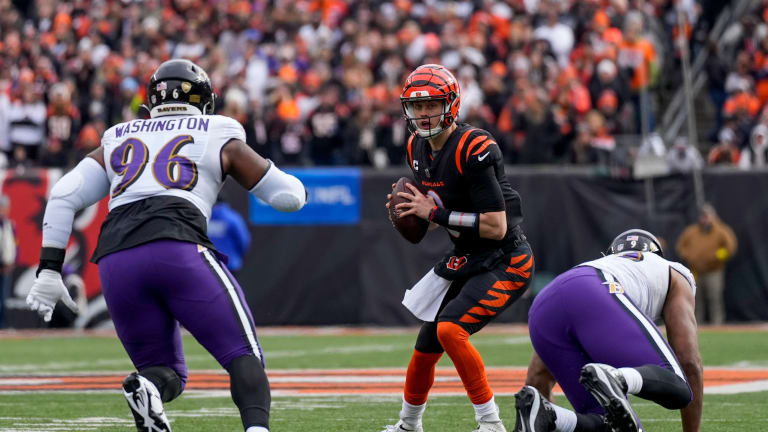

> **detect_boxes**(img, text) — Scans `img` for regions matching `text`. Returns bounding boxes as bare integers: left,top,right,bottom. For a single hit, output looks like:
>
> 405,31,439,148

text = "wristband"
36,247,65,277
428,206,479,233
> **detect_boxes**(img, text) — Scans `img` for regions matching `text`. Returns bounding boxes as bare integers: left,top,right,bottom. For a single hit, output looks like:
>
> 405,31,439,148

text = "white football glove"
26,269,79,322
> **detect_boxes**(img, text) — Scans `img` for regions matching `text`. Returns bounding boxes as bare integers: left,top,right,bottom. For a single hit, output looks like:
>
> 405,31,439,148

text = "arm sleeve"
42,157,111,248
249,161,307,212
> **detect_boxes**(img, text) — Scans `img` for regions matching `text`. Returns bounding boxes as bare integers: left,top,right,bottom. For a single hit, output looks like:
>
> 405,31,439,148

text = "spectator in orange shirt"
617,11,657,131
722,86,761,120
618,12,657,92
708,129,741,165
590,9,622,61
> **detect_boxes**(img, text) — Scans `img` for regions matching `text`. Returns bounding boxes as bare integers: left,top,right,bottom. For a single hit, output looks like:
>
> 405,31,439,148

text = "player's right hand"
26,269,79,322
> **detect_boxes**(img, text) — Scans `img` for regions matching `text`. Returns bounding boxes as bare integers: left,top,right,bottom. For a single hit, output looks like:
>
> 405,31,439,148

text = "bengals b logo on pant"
446,255,467,271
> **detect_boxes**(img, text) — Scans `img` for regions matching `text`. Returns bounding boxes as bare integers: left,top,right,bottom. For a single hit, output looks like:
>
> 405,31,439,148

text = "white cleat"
472,419,507,432
380,419,424,432
123,372,172,432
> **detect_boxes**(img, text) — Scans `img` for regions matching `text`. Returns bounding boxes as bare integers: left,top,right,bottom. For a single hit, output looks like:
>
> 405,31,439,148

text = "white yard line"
704,380,768,394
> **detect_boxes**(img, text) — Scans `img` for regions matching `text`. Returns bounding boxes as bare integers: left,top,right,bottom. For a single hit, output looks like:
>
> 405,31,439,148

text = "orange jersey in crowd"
617,38,656,90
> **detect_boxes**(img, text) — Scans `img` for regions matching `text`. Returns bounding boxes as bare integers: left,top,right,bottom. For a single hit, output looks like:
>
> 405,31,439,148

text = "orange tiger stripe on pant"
458,253,532,324
506,254,533,278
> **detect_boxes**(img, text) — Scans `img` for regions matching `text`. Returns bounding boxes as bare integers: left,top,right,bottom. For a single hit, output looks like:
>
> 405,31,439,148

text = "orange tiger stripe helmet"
400,64,461,138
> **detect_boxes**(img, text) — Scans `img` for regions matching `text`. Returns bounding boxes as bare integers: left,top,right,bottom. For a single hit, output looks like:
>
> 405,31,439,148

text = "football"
388,177,429,244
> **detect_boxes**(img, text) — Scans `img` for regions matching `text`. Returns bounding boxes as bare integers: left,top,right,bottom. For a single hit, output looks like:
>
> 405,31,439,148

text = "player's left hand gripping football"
26,269,78,322
396,183,435,220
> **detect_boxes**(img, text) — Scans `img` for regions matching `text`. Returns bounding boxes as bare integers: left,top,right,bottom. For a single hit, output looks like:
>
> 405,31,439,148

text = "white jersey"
101,114,245,220
581,252,697,321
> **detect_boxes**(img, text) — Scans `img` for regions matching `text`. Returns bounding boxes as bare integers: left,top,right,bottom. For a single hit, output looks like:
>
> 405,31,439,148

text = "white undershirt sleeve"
249,161,307,212
42,157,111,248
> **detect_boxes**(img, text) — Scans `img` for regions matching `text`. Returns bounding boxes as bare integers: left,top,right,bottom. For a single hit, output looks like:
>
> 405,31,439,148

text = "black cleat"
513,386,556,432
580,364,642,432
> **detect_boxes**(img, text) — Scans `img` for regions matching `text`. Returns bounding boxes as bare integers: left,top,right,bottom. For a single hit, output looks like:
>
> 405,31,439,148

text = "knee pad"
139,366,183,403
436,321,468,348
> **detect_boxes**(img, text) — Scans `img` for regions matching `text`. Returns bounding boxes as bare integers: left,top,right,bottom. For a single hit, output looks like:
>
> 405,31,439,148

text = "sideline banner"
249,167,361,225
0,169,108,328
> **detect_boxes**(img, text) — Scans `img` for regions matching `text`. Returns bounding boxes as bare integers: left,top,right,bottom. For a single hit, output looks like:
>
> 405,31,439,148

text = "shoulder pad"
211,115,246,143
670,261,697,295
455,129,500,173
100,121,128,147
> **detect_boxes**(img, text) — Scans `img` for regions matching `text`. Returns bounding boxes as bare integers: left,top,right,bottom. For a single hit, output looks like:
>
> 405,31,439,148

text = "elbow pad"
250,162,307,212
43,157,111,248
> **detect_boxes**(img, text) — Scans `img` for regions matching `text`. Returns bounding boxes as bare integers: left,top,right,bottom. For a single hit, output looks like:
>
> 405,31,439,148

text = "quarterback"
383,64,533,432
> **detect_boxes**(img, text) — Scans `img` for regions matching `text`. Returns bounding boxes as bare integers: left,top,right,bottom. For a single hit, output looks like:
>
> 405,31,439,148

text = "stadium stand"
2,0,767,171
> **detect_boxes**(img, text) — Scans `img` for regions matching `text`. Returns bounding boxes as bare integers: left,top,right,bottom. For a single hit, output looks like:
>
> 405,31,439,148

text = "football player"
513,230,702,432
26,59,307,432
382,64,533,432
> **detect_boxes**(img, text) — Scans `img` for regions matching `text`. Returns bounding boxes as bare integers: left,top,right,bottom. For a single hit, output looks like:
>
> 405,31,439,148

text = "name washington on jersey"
92,114,244,262
114,117,210,138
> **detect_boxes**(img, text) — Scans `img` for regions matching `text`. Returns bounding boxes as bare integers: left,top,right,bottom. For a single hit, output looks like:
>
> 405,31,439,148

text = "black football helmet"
607,229,664,257
147,59,215,116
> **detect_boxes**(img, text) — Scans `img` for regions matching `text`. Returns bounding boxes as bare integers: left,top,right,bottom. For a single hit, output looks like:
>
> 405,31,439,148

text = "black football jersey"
91,196,215,263
407,123,523,254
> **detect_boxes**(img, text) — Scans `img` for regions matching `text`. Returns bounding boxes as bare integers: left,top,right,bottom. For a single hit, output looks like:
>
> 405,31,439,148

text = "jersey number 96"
110,135,199,197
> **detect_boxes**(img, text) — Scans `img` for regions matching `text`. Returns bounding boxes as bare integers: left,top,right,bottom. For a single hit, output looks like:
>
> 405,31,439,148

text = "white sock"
473,396,500,422
550,404,577,432
619,367,643,394
245,427,268,432
399,398,426,424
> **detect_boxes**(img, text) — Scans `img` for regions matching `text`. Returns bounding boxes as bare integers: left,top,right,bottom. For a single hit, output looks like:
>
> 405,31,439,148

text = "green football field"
0,326,767,431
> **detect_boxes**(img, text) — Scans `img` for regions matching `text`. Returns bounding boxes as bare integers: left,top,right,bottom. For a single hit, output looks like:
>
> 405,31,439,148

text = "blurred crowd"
0,0,767,170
